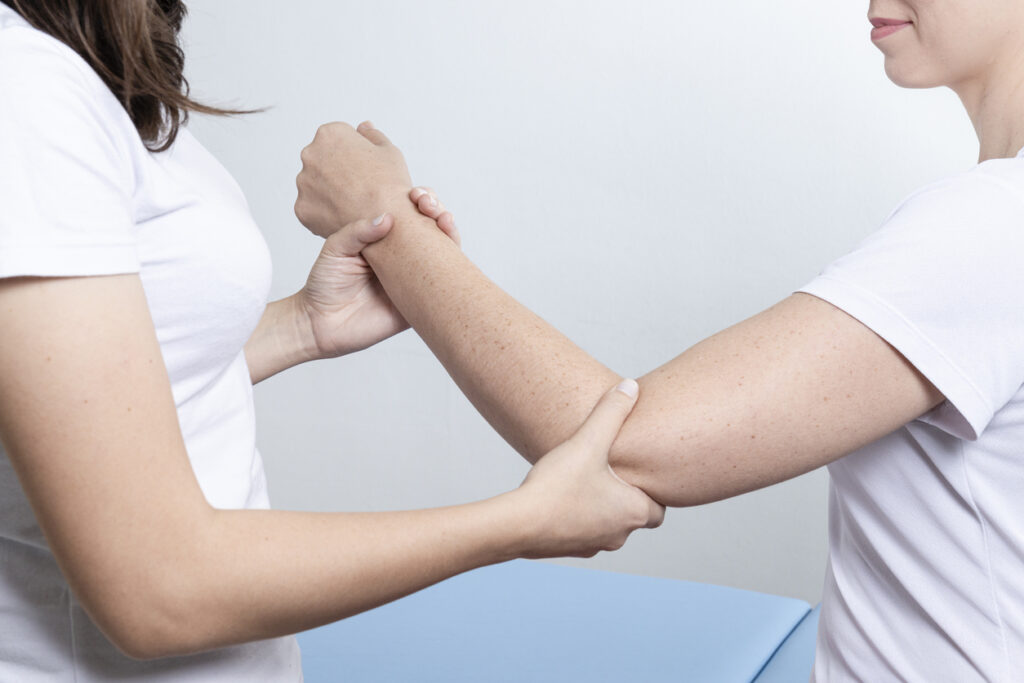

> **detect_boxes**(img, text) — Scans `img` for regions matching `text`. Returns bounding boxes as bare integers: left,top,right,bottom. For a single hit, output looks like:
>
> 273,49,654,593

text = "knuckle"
316,121,350,138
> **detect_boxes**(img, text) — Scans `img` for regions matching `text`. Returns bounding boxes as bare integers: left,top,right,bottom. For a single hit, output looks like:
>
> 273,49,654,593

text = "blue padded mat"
754,604,820,682
297,559,811,682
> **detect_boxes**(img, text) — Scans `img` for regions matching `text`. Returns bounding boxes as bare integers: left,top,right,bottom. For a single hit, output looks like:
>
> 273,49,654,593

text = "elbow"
110,628,178,662
610,442,733,509
80,547,216,659
94,588,204,661
610,455,705,508
618,467,719,508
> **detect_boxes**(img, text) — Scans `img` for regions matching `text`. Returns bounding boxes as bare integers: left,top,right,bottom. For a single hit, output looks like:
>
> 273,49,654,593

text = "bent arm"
361,205,943,506
0,274,651,660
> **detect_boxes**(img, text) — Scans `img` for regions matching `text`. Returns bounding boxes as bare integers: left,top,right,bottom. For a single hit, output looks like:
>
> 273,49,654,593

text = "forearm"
134,495,524,658
244,295,319,384
363,207,620,462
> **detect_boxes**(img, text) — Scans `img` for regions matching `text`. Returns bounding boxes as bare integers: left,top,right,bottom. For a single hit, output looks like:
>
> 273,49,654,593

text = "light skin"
869,0,1024,161
294,1,1024,507
243,188,458,383
3,0,1014,664
0,192,661,657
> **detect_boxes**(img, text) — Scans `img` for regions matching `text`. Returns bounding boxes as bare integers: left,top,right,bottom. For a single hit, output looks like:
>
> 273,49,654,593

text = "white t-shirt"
0,6,301,681
800,149,1024,681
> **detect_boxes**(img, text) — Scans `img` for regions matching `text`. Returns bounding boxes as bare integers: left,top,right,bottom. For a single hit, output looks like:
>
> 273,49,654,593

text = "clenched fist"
295,121,413,238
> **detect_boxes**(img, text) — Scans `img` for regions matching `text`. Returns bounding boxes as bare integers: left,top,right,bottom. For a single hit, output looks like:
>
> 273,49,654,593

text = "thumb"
322,214,394,258
570,379,640,459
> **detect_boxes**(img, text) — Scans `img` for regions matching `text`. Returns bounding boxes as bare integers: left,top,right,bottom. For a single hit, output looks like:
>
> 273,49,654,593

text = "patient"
294,2,1024,679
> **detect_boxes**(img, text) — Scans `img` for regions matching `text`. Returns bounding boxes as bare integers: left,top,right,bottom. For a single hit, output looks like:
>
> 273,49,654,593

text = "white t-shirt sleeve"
0,28,139,278
798,170,1024,441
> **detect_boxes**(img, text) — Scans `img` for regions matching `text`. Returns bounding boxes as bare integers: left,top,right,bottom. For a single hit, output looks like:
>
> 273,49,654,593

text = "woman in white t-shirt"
293,2,1024,681
0,2,665,681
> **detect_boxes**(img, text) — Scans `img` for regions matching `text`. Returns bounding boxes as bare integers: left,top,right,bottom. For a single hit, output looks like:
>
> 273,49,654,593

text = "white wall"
180,1,978,605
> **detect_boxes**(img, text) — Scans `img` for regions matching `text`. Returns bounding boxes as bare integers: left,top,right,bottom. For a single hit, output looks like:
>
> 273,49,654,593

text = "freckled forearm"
362,206,622,463
353,205,803,508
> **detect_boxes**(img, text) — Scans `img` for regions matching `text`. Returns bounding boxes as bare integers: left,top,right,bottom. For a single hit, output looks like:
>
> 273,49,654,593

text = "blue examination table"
297,560,820,682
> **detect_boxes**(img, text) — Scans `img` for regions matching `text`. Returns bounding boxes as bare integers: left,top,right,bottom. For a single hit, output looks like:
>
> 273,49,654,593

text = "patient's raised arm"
295,122,943,507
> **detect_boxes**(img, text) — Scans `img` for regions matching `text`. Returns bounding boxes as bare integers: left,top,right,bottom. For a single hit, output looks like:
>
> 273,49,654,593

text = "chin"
883,59,946,89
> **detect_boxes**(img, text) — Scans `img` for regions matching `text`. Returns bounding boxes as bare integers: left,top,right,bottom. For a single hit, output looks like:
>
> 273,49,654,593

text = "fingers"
410,187,461,246
436,212,461,246
607,463,665,530
356,120,392,146
321,214,394,258
411,187,444,218
571,379,640,458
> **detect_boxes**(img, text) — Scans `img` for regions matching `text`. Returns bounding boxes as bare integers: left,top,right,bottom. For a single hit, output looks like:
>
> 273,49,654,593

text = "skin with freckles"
292,0,1024,509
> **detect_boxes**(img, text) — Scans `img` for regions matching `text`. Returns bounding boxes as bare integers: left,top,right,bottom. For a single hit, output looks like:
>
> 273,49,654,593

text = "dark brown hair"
3,0,248,151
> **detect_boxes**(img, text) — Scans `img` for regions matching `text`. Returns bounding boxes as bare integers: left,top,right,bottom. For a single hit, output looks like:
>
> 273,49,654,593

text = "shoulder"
0,15,141,193
866,164,1024,258
891,164,1024,227
0,14,137,154
0,17,96,94
802,162,1024,441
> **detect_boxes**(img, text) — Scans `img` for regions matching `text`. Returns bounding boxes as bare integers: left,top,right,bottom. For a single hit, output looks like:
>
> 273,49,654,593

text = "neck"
953,54,1024,163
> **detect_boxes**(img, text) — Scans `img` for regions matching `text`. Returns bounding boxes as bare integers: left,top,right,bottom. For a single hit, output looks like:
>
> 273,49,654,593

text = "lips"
869,17,912,41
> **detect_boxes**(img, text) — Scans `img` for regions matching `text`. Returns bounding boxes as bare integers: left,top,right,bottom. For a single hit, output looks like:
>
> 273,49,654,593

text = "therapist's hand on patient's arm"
0,273,659,660
515,379,665,557
244,120,460,385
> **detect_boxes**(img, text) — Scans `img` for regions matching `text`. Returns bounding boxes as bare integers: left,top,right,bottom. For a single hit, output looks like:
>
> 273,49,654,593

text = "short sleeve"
798,170,1024,440
0,28,140,277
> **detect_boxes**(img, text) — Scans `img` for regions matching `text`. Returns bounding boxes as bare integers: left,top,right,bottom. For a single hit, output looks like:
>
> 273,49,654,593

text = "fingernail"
362,120,375,129
411,187,426,200
615,378,639,399
429,195,438,208
373,214,386,226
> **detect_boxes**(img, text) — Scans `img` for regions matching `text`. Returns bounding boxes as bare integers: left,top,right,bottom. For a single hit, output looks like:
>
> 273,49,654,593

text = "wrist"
244,295,323,384
362,202,444,262
272,293,325,364
482,490,542,563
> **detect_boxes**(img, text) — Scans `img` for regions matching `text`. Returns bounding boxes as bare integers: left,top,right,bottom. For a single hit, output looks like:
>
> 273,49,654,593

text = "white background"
181,1,977,604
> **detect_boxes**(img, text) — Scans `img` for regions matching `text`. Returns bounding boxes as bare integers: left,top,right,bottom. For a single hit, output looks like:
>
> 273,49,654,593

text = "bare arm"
294,122,943,508
244,213,461,385
0,274,658,660
360,206,941,506
244,293,318,384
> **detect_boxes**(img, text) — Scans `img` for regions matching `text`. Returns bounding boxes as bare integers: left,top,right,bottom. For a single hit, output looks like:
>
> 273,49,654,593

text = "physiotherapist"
0,1,663,680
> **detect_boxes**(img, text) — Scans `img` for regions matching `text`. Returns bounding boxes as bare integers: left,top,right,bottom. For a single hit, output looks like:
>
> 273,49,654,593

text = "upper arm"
610,292,943,507
0,32,217,657
611,172,1024,508
0,275,212,654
